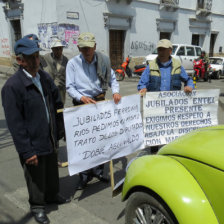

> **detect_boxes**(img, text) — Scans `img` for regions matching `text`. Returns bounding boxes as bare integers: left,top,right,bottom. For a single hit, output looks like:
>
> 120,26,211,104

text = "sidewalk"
0,64,14,79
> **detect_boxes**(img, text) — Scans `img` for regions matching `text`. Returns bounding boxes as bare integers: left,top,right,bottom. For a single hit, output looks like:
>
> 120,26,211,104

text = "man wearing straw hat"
66,32,121,190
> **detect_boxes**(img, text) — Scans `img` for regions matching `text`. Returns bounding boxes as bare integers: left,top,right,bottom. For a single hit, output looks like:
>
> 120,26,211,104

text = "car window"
217,59,222,65
152,48,158,54
195,47,201,56
209,58,223,65
172,45,178,55
176,46,185,56
186,47,195,56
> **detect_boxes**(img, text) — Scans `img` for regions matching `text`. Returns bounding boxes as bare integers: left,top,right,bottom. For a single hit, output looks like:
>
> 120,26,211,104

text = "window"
177,46,185,56
195,47,201,56
192,34,199,46
198,0,204,9
160,32,171,40
172,45,178,55
186,47,195,56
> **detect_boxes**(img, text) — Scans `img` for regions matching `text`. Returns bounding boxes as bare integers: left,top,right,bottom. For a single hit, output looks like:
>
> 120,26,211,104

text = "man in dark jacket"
12,34,47,72
1,37,70,224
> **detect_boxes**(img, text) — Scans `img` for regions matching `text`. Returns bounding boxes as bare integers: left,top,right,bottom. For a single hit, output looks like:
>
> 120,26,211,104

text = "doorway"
10,19,21,44
109,30,124,70
209,33,217,57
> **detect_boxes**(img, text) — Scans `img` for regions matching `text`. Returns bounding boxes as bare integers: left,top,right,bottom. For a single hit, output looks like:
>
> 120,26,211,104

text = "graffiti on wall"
38,23,79,49
131,41,155,53
1,38,11,56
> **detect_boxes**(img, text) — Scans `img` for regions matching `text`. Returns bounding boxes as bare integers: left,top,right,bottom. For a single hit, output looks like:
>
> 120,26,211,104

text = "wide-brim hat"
78,32,96,48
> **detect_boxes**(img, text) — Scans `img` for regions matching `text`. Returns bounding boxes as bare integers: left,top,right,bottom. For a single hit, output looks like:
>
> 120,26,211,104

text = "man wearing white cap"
138,39,194,154
43,38,68,105
66,32,121,190
138,39,194,94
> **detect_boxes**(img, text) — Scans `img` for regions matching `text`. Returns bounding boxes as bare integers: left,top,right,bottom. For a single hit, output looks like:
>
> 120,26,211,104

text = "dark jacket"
95,51,111,92
1,68,64,160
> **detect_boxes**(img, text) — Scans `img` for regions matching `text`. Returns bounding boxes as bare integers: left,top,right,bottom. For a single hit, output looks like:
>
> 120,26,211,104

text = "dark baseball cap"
14,37,41,55
23,33,41,43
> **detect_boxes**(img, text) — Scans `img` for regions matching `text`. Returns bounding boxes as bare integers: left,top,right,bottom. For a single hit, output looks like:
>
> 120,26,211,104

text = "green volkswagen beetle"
121,125,224,224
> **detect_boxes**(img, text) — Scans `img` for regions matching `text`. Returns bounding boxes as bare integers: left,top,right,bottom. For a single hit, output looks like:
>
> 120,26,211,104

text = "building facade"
0,0,223,68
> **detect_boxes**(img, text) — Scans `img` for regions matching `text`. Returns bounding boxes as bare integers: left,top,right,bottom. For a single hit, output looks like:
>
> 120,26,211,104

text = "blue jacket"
1,68,64,160
137,57,194,91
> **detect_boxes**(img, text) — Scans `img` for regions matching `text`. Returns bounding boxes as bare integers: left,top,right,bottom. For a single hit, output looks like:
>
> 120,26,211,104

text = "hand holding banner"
63,94,144,176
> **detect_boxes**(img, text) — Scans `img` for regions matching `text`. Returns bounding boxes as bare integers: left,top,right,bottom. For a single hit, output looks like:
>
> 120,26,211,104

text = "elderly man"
138,39,194,153
1,37,70,224
43,38,68,105
66,32,121,190
13,34,47,72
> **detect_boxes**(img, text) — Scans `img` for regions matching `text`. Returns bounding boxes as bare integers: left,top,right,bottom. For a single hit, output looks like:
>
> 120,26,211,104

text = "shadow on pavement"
0,119,14,150
0,212,32,224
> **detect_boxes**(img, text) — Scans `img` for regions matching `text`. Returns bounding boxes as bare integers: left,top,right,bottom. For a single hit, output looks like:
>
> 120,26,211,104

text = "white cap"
51,38,65,48
157,39,172,49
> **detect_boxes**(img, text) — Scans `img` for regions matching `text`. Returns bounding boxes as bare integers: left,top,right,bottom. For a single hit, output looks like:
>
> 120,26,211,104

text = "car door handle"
190,59,192,61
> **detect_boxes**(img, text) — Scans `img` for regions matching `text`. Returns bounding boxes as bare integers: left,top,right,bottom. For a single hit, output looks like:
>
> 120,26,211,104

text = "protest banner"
63,94,144,176
143,89,220,146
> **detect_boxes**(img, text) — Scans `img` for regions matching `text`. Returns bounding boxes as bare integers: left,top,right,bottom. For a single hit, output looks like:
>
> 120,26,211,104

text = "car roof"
158,125,224,170
172,44,201,47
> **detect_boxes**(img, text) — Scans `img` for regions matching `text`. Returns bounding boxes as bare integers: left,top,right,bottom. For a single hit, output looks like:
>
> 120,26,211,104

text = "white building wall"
1,0,224,63
0,1,12,61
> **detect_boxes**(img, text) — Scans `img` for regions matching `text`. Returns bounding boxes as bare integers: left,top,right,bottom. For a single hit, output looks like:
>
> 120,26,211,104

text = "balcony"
160,0,179,11
196,0,212,17
3,0,23,19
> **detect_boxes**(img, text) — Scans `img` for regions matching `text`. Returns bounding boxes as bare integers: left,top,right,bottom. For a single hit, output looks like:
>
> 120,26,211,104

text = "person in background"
13,34,47,72
66,32,121,190
43,38,68,167
138,39,194,153
198,50,210,77
2,37,71,224
43,38,68,105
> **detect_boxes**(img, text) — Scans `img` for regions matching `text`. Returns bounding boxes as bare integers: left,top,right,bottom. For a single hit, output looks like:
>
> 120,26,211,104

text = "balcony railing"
160,0,179,6
160,0,179,11
196,0,212,16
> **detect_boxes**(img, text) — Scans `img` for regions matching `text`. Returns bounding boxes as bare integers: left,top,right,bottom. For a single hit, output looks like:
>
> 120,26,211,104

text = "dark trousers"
79,164,104,183
72,94,105,183
20,152,59,212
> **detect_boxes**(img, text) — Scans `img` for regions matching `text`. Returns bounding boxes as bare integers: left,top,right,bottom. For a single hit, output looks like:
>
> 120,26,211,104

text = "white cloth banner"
63,94,144,176
143,89,220,146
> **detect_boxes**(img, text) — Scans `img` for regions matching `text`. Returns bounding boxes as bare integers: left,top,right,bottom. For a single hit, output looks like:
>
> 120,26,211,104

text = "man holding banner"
66,32,121,190
138,39,194,153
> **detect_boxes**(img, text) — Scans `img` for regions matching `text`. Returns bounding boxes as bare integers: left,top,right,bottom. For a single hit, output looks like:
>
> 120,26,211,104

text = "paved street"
0,75,224,224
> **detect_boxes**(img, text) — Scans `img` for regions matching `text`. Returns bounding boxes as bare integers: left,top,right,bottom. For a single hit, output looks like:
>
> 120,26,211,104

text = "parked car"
117,125,224,224
209,57,224,79
145,44,202,75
